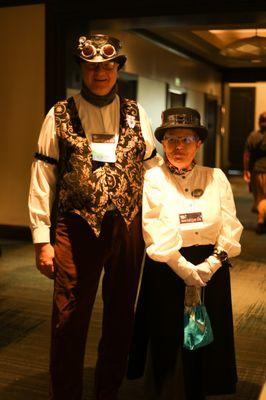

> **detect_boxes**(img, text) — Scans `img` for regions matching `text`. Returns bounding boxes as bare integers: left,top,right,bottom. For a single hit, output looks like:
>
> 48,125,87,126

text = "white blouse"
142,159,243,274
28,94,155,243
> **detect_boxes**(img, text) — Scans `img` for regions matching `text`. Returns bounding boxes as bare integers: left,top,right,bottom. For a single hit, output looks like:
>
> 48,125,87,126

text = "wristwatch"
213,248,229,263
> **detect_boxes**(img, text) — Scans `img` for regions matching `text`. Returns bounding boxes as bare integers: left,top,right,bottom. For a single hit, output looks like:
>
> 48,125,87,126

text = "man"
243,111,266,234
28,33,156,400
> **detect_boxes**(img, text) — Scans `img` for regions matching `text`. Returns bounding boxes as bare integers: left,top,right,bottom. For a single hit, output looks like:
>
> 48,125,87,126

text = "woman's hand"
195,261,213,283
174,257,206,286
184,268,206,287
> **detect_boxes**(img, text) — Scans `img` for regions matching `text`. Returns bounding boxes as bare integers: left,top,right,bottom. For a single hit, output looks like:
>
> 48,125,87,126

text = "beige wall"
137,76,166,132
118,31,221,98
0,4,45,226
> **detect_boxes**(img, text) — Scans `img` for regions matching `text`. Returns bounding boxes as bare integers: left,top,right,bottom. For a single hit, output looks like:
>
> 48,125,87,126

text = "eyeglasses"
163,135,199,146
79,38,117,60
84,61,117,70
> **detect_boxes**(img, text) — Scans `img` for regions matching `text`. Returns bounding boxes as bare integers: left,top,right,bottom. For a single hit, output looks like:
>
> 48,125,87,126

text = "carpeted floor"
0,176,265,400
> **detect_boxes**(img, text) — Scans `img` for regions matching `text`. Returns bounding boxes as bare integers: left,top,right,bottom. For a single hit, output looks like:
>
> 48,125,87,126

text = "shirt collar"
166,159,196,176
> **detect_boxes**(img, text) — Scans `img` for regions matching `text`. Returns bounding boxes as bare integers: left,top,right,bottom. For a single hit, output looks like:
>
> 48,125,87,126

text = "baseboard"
0,225,32,241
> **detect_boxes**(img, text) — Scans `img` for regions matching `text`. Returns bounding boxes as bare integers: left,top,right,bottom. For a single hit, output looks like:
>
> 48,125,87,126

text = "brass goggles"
78,37,117,60
163,135,199,145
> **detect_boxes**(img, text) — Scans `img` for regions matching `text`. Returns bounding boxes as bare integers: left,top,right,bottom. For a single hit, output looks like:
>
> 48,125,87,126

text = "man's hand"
34,243,55,279
243,170,251,183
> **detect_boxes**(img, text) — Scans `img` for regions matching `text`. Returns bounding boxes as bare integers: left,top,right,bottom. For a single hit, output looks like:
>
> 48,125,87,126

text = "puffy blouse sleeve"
28,107,59,244
142,166,184,269
214,168,243,257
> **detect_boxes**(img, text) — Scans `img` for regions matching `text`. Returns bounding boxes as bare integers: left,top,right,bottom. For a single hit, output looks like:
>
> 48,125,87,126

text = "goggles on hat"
78,37,117,60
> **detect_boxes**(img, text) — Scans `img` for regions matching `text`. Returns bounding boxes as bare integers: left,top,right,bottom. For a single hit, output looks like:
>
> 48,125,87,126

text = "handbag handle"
201,286,206,304
184,286,202,307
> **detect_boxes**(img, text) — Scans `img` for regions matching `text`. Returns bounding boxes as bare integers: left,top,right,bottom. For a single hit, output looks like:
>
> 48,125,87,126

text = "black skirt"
127,245,237,399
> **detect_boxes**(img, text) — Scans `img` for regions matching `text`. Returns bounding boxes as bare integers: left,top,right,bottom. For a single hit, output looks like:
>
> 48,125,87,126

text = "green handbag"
183,287,214,351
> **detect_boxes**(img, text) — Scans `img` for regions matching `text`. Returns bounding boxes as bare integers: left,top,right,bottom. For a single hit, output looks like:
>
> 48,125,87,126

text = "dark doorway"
117,72,137,100
228,87,255,171
204,95,219,167
167,89,186,108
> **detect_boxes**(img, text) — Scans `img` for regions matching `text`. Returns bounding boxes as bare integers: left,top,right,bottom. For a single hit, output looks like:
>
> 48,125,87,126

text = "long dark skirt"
127,245,237,399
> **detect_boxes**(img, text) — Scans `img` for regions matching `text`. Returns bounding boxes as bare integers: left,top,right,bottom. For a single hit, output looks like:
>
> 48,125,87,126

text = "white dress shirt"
142,158,243,275
28,94,155,243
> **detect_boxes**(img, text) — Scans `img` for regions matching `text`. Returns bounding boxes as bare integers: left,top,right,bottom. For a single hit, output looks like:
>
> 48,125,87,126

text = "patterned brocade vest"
54,96,146,237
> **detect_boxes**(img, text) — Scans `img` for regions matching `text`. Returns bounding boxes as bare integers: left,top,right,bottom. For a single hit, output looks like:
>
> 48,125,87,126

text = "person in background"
243,111,266,234
28,33,156,400
127,107,243,400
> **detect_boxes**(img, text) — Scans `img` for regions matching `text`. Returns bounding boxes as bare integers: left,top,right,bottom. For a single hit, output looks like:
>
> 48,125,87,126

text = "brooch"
191,188,204,198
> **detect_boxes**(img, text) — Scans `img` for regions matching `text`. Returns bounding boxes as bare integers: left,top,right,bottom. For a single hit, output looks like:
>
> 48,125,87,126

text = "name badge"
179,212,203,224
91,133,117,163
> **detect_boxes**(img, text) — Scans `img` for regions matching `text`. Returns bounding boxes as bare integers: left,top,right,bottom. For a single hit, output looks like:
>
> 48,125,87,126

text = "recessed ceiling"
206,29,266,45
90,7,266,71
138,28,266,68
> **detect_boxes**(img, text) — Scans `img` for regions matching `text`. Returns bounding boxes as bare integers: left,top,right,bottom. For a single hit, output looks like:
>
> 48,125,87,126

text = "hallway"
0,176,265,400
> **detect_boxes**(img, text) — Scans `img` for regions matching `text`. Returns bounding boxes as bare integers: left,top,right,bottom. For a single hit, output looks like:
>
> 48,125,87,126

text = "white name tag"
91,133,117,163
179,212,203,224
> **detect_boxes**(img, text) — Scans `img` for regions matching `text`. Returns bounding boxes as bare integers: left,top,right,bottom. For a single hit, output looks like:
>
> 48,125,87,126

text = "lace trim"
166,159,196,176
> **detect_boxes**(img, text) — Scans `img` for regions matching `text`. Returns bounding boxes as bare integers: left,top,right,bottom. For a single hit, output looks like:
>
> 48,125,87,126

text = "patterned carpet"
0,177,265,400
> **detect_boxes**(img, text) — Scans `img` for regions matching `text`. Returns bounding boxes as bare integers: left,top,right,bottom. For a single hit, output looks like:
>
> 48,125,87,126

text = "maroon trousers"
49,211,144,400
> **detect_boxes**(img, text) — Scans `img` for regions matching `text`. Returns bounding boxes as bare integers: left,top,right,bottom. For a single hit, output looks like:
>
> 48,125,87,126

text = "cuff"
168,255,193,280
206,255,222,273
31,226,50,243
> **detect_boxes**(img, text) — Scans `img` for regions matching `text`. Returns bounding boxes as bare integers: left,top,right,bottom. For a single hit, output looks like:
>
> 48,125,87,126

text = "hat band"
167,113,200,126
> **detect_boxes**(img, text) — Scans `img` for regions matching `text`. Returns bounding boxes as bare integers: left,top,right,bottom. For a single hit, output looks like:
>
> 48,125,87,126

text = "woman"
127,107,243,400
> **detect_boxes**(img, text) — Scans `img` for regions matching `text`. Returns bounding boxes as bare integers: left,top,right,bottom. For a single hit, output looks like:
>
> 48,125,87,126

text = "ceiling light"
220,34,266,61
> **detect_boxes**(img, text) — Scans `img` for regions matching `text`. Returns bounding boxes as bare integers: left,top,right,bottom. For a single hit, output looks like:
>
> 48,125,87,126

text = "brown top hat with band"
75,34,127,69
155,107,208,143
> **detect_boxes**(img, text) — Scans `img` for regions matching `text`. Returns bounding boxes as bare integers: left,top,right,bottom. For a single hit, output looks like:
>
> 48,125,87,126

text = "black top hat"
75,34,127,70
155,107,208,143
